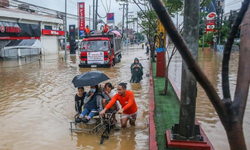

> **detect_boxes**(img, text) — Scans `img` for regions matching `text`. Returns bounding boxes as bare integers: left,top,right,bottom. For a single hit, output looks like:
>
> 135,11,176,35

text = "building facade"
0,1,65,57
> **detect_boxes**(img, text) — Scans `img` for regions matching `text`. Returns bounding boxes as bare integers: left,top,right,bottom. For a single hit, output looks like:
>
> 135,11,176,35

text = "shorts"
120,112,137,121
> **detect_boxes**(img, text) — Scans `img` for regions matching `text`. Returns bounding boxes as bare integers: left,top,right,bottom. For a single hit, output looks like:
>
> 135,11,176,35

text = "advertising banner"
107,13,114,24
78,2,85,37
0,21,41,40
87,52,104,64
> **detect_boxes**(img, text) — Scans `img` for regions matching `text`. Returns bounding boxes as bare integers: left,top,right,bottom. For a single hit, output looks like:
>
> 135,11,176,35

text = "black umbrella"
72,71,109,87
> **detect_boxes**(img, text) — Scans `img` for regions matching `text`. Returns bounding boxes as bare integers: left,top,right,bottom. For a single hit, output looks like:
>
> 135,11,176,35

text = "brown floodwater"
168,47,250,150
0,45,150,150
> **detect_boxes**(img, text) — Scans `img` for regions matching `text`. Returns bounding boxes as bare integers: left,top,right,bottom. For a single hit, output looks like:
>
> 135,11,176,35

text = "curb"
149,60,158,150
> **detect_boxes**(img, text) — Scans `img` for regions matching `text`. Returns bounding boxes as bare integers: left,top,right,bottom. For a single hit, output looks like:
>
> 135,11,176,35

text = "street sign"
107,13,114,24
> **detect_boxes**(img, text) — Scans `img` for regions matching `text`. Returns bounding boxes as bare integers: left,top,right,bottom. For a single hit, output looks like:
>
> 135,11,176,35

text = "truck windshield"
81,40,109,51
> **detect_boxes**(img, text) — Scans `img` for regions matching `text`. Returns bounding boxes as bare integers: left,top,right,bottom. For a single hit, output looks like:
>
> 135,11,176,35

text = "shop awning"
4,39,44,50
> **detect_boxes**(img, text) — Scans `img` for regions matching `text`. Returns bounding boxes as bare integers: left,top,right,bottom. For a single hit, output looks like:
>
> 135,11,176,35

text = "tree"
137,10,158,61
150,0,250,149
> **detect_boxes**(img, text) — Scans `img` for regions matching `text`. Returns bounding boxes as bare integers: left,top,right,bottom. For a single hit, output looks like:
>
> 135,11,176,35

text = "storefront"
41,29,65,54
0,21,41,57
0,5,64,57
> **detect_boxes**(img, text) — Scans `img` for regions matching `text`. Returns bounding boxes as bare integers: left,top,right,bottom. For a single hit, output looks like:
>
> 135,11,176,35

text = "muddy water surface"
0,46,149,150
168,48,250,150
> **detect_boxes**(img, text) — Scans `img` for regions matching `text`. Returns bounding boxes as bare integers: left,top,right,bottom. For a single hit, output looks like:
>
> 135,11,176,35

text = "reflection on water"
0,46,149,150
168,48,250,150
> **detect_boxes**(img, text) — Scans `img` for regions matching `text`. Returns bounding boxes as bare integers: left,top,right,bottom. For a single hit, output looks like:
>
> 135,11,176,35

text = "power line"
100,0,108,13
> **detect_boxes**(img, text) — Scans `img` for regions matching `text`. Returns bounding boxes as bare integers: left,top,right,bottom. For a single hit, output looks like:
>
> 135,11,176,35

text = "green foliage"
220,24,230,44
137,10,158,41
165,0,183,17
134,32,145,41
198,39,209,47
205,32,214,44
200,0,212,7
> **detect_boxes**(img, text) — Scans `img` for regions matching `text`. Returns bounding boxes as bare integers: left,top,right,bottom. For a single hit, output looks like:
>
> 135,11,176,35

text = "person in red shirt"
99,82,138,128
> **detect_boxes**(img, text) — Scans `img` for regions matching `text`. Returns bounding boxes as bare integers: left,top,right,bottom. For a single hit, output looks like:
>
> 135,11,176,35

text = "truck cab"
79,33,122,68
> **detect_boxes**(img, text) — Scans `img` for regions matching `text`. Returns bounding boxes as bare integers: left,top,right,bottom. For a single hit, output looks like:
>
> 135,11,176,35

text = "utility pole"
95,0,98,30
137,15,138,44
93,0,95,30
64,0,67,61
126,2,129,47
202,10,206,51
119,3,125,37
89,5,92,28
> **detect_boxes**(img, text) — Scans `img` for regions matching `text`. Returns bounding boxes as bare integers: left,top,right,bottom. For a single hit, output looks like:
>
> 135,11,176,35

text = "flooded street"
168,48,250,150
0,45,150,150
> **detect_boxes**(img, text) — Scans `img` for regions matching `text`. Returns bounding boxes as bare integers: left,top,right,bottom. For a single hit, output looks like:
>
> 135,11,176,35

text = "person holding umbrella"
99,83,138,128
77,85,104,123
72,71,110,123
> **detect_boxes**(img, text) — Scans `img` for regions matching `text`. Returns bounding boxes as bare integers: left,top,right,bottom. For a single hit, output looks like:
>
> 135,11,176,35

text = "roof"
0,7,63,24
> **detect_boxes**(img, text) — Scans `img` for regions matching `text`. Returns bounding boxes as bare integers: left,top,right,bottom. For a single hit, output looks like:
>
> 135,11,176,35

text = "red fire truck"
79,33,122,68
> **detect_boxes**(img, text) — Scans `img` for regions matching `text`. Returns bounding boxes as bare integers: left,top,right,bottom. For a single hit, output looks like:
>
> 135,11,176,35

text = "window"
44,25,52,30
81,40,109,51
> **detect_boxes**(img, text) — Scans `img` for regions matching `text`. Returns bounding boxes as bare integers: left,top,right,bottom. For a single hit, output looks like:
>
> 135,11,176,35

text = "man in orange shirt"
102,24,109,36
85,25,90,37
99,82,138,128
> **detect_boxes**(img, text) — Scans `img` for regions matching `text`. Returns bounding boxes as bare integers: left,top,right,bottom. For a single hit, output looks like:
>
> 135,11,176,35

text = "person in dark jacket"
75,87,86,114
78,85,103,123
130,58,143,83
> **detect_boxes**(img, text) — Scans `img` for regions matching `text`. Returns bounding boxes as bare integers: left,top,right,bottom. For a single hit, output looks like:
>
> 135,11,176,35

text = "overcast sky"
17,0,142,29
17,0,242,30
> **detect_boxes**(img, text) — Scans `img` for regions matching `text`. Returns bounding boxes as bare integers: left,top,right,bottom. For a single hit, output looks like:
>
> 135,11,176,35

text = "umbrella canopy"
72,71,109,88
111,30,122,37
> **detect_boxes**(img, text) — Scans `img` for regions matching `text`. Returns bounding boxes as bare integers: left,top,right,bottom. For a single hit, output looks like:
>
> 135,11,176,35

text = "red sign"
206,12,216,33
79,2,85,31
0,25,21,33
42,29,65,36
208,13,215,18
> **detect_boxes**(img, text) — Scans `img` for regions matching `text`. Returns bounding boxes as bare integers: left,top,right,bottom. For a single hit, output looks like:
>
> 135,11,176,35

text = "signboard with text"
42,29,65,36
0,21,41,39
206,12,216,33
87,52,104,64
107,13,114,24
78,2,85,37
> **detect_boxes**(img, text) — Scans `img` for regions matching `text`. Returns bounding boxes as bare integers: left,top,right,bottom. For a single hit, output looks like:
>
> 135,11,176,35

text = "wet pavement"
168,47,250,150
0,45,150,150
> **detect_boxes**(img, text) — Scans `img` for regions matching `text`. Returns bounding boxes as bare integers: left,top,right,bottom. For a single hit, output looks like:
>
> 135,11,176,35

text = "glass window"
44,25,52,30
80,40,109,51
